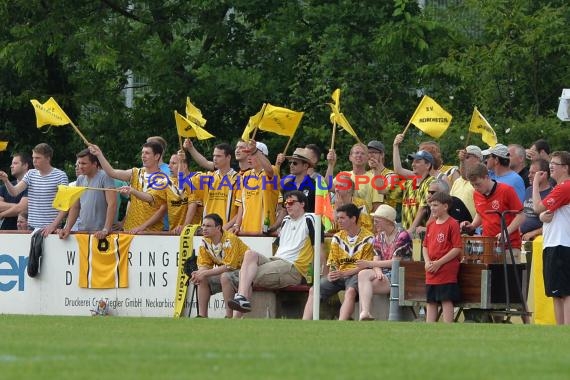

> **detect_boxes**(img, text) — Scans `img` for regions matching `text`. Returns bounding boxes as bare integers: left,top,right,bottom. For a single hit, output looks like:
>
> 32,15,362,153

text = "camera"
183,255,198,277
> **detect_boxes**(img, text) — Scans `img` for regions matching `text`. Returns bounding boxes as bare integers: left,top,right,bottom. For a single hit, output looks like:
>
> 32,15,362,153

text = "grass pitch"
1,315,569,380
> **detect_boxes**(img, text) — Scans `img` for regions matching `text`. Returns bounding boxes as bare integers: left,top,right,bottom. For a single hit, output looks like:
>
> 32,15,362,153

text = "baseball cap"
256,142,269,156
407,150,434,166
372,204,397,223
285,148,313,167
465,145,483,159
367,140,385,153
481,143,509,159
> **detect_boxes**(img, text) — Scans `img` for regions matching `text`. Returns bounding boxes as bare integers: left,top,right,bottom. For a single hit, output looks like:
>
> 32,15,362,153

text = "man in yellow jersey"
302,203,374,320
191,213,249,318
184,143,239,229
228,191,320,316
231,140,279,234
89,142,167,233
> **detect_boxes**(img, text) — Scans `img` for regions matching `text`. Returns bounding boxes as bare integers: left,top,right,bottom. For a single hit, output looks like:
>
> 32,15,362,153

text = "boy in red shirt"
423,192,462,323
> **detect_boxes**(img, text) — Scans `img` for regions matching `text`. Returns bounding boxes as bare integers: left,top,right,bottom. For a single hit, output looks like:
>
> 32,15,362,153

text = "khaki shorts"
253,256,302,289
207,270,240,295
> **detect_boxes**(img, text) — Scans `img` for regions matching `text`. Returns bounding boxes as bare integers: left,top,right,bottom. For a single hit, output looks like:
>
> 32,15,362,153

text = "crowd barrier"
0,232,273,318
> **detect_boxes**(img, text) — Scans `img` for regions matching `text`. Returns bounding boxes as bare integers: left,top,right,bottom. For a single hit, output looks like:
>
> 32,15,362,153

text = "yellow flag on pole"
469,107,497,147
242,104,266,141
30,97,73,128
185,97,207,128
327,89,359,139
409,96,452,138
258,103,303,137
52,185,86,211
0,141,8,152
175,111,215,140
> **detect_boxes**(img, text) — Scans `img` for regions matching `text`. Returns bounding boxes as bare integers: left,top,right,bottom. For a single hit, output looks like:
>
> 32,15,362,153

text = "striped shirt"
23,168,69,228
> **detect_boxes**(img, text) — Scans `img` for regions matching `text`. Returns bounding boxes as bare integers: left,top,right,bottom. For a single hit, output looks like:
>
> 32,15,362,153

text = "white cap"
256,142,269,156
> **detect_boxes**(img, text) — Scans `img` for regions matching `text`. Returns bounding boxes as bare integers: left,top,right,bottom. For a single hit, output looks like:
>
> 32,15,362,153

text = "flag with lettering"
52,185,86,211
175,111,215,140
30,97,73,128
409,96,452,138
185,97,207,128
258,103,303,137
469,107,497,147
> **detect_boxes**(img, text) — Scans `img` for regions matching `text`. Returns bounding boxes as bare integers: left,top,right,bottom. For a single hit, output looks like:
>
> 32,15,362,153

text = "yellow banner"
242,103,266,141
185,97,207,128
30,97,72,128
409,95,452,138
327,89,358,139
531,236,555,324
174,111,215,140
469,107,497,147
52,185,86,211
174,224,199,318
258,103,303,137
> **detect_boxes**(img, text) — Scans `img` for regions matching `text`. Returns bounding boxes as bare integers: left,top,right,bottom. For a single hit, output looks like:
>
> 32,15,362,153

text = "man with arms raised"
89,141,167,233
0,143,68,235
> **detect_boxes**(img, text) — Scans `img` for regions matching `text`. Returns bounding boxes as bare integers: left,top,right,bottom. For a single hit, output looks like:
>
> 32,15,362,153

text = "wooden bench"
246,284,311,319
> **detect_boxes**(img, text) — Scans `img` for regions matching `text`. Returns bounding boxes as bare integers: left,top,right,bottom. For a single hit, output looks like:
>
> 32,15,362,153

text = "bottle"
263,211,270,233
306,262,314,285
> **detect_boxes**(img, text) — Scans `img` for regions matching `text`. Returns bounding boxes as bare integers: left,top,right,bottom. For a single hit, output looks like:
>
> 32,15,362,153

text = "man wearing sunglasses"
228,190,320,316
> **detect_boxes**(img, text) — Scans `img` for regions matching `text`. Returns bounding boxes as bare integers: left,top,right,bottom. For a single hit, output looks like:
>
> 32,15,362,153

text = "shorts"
543,246,570,297
253,256,302,289
207,270,240,295
319,274,359,301
426,283,461,303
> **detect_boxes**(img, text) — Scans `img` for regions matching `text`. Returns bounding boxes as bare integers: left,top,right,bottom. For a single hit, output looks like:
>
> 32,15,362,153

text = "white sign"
0,233,274,318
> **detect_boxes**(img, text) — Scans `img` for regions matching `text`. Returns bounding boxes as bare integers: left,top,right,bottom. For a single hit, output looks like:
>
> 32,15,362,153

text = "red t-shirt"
423,216,462,284
473,182,523,249
543,179,570,212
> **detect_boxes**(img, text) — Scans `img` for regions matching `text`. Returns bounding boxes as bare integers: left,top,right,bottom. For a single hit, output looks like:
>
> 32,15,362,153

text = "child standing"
422,191,462,323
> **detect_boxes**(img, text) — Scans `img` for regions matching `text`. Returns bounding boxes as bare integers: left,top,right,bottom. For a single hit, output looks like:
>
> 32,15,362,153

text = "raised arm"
392,134,414,177
183,139,215,171
88,144,132,182
0,171,28,197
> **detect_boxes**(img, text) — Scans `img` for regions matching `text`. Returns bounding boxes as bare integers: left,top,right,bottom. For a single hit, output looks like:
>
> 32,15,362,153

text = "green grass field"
2,315,569,380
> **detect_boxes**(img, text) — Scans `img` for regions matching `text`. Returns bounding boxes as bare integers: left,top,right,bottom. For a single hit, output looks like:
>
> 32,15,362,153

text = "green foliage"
0,0,569,174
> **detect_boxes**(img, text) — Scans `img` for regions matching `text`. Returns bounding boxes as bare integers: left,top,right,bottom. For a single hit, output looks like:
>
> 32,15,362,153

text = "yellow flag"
242,104,266,141
185,97,207,128
30,97,73,128
0,141,8,152
469,107,497,147
258,103,303,137
174,111,215,140
327,88,358,138
52,185,86,211
409,95,452,138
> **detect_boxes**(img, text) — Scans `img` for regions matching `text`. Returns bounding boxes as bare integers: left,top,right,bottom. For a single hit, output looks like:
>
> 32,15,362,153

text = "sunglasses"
289,161,300,166
283,200,299,206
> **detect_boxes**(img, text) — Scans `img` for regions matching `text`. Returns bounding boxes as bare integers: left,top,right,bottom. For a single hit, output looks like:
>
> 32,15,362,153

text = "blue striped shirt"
23,168,69,228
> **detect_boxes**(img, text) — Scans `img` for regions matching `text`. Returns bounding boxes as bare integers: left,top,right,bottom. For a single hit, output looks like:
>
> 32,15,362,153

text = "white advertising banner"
0,233,274,318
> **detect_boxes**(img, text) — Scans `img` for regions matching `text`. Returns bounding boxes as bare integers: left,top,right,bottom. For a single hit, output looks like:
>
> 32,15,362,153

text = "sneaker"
227,294,252,313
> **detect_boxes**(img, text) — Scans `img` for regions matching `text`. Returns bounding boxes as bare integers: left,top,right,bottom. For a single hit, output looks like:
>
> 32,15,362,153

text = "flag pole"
330,122,337,150
402,96,425,137
70,122,90,145
83,186,121,192
282,135,295,156
178,135,184,152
